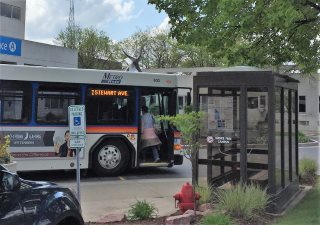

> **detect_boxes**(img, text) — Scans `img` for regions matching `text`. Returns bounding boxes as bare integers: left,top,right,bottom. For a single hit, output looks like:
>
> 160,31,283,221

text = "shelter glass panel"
199,88,240,187
247,88,268,187
292,91,297,179
275,87,282,191
284,89,290,186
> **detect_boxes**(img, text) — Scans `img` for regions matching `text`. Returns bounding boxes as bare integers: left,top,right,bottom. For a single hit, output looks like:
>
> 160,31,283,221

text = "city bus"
0,65,185,176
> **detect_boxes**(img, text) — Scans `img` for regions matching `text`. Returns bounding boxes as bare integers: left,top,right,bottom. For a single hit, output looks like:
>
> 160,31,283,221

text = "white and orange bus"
0,65,186,176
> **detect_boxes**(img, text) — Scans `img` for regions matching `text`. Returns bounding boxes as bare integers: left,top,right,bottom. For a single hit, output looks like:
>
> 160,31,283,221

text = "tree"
159,111,204,214
118,29,219,69
149,0,320,73
56,26,118,69
116,29,184,69
179,43,222,67
159,111,204,186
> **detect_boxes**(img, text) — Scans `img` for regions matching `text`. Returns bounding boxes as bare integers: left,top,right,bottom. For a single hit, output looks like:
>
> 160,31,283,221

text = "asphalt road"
18,158,192,183
18,159,193,222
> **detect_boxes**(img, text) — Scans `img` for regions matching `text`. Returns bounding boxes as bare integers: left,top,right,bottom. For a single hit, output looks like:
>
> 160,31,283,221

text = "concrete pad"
58,178,191,222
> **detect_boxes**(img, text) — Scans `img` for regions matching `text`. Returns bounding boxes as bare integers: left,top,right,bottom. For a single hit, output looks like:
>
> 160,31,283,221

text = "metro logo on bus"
101,72,123,84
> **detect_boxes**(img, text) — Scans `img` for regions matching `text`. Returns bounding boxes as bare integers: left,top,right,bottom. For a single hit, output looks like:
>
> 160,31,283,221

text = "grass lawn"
273,180,320,225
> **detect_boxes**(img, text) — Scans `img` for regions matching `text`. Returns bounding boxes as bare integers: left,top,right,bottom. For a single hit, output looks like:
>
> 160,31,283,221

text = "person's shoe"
154,158,160,163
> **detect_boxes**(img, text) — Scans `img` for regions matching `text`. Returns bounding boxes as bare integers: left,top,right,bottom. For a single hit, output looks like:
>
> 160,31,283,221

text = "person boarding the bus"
141,106,161,163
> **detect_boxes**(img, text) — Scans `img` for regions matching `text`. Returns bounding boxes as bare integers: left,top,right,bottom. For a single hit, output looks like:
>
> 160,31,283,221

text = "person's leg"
141,148,147,162
152,145,160,162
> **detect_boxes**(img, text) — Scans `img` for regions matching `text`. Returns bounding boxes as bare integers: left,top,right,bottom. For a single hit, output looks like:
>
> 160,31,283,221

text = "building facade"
0,0,77,68
292,74,320,133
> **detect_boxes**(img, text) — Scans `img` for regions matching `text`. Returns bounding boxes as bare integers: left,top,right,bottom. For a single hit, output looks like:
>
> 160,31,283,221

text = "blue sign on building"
0,35,22,56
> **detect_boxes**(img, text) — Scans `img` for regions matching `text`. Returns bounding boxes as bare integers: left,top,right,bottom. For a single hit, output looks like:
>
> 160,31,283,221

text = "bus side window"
86,87,135,125
36,85,80,124
0,81,31,124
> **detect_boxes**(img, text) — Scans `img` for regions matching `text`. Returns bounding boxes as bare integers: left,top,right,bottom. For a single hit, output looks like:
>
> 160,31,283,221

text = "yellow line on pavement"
118,176,125,181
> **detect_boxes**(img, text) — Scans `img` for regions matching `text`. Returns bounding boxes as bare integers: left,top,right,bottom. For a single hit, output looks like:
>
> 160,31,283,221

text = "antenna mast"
68,0,76,48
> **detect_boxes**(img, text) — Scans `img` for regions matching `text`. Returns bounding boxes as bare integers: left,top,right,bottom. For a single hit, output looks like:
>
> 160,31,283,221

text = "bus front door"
140,90,175,165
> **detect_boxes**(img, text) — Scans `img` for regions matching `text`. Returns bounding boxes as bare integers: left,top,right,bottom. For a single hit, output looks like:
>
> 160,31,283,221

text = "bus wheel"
92,140,129,176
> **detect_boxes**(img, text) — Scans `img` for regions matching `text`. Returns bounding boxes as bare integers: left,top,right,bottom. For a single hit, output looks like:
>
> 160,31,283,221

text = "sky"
25,0,169,44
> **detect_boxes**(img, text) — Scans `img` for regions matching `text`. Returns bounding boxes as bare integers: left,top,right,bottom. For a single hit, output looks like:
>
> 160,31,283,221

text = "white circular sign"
9,42,16,52
206,136,214,143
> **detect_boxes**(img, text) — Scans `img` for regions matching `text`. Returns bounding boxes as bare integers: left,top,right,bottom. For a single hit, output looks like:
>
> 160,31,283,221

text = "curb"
298,139,319,147
266,185,313,217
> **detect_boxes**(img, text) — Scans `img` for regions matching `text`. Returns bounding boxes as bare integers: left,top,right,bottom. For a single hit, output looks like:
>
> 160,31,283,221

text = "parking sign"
68,105,86,137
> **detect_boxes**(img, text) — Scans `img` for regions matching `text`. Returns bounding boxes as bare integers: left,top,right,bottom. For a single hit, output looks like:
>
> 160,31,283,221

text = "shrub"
196,185,213,204
298,131,310,143
215,184,269,220
299,158,318,185
200,213,234,225
126,200,158,221
0,135,11,164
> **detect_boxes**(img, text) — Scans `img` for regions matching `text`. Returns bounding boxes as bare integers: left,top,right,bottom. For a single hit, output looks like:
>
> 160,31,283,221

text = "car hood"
20,179,58,188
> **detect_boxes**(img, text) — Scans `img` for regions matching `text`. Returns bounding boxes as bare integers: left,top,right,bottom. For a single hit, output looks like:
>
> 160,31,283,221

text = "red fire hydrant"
173,182,201,213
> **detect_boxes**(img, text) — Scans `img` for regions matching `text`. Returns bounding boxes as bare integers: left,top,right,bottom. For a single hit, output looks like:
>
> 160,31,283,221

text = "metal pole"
76,147,81,202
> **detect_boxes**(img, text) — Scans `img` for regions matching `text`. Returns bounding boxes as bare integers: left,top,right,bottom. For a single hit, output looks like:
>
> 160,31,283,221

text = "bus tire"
92,140,129,176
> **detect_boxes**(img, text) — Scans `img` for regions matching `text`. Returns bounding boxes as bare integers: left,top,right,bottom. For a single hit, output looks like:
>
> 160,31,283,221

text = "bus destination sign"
90,89,129,97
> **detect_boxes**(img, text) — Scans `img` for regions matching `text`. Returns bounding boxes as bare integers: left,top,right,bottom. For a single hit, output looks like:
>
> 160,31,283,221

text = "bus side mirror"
187,92,191,106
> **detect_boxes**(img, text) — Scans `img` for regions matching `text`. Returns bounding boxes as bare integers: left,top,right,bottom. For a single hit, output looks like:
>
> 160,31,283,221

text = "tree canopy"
116,29,219,69
149,0,320,73
56,26,118,69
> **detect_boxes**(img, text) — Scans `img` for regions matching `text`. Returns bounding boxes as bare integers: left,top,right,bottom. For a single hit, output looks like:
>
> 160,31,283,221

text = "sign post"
68,105,86,202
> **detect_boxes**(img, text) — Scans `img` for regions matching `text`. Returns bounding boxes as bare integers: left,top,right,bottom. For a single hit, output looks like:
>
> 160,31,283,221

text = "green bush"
196,185,213,204
215,184,269,220
299,158,318,185
126,200,158,221
0,135,11,164
298,131,310,143
200,213,234,225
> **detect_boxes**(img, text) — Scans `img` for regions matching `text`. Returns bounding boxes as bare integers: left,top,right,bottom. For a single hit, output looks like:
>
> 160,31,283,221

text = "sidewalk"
58,177,191,222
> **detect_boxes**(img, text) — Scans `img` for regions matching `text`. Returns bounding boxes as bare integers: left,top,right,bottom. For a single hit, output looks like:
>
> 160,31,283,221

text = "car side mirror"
0,171,21,192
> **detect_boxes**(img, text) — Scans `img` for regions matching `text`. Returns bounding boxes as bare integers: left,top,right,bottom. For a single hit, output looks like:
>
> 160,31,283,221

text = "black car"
0,165,84,225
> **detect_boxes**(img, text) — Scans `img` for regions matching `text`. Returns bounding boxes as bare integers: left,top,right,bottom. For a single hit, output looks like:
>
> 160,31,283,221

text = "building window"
299,121,309,126
178,96,184,110
248,97,259,109
299,96,306,113
0,2,21,20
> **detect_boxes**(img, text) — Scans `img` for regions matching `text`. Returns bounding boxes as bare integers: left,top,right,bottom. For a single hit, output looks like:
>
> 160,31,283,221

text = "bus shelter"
194,67,299,213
